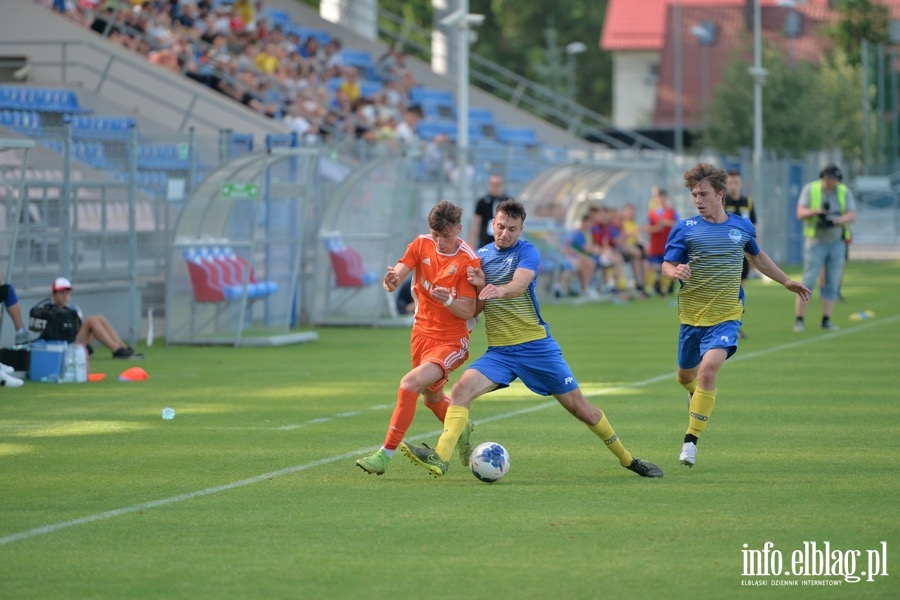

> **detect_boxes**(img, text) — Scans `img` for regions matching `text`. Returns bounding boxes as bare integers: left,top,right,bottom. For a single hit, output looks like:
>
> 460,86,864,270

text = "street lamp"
689,24,714,129
565,41,587,103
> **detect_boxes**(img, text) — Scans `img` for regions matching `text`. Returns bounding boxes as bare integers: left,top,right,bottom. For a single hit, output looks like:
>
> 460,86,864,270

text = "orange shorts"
410,330,470,393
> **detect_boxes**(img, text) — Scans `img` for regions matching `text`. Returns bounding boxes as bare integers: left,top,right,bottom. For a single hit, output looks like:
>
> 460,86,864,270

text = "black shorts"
0,283,9,304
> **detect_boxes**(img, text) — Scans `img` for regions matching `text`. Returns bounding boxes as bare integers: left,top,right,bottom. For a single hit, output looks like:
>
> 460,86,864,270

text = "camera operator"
793,164,856,332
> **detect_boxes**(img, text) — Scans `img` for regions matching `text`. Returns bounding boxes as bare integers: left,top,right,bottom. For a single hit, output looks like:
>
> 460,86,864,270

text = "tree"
469,0,611,115
824,0,890,67
704,43,862,160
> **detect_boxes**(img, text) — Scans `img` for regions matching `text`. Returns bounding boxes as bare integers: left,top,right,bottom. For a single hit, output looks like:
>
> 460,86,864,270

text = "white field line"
1,316,895,547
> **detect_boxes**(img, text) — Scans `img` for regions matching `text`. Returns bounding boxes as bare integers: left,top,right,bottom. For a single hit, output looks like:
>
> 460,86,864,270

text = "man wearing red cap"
29,277,144,360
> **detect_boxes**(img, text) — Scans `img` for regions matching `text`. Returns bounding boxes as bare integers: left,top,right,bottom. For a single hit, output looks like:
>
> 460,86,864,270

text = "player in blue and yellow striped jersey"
663,163,811,469
400,199,664,479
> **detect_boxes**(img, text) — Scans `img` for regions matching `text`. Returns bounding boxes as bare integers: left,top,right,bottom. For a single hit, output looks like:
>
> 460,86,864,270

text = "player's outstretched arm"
747,251,810,301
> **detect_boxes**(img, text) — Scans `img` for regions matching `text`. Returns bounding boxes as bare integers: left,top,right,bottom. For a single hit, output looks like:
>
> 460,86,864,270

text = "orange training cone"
88,373,106,382
118,367,148,382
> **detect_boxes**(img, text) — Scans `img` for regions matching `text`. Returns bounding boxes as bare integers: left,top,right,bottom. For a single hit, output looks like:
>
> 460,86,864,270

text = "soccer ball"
469,442,510,483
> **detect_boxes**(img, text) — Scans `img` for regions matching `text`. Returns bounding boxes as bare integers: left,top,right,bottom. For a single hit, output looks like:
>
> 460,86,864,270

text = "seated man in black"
30,277,143,360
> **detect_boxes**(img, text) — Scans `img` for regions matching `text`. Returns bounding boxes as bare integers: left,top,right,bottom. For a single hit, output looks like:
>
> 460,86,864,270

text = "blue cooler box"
29,341,66,382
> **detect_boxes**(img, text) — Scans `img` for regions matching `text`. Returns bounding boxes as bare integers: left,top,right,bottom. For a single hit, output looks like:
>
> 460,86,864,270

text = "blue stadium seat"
495,125,539,146
283,25,331,45
262,7,291,28
230,132,254,156
409,87,454,106
340,49,374,70
420,99,455,121
265,132,299,149
359,79,383,98
0,109,41,133
69,115,136,139
136,144,192,170
416,120,457,141
466,107,495,125
0,86,88,114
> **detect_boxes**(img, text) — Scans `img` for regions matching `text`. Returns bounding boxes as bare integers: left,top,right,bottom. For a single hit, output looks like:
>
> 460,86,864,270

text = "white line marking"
2,317,895,547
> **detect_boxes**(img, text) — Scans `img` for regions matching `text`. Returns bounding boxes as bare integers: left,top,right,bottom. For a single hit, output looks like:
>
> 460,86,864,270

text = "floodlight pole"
749,0,767,217
673,0,683,154
441,1,483,208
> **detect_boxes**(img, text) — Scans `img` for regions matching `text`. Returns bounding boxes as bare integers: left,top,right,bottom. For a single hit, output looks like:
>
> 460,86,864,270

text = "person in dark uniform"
467,174,510,249
723,170,757,339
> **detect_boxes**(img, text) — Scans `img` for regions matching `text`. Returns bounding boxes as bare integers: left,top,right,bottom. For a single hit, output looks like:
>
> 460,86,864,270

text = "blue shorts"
677,321,741,369
469,336,579,397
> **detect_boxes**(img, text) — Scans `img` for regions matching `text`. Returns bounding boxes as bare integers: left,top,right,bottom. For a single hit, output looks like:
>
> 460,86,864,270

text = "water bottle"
62,343,77,383
74,344,88,383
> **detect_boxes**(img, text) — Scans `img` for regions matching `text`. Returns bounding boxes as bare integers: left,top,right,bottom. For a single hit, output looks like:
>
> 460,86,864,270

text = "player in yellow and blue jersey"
663,163,810,469
400,199,664,479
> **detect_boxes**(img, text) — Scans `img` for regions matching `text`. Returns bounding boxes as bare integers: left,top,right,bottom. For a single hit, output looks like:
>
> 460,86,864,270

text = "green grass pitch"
1,261,898,599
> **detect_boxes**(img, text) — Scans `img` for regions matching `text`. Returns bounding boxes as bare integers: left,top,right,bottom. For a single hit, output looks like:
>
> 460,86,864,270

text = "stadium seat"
416,120,457,141
69,115,136,139
495,125,539,146
409,87,454,106
183,247,278,304
229,132,254,156
323,237,377,312
340,49,375,71
265,132,299,149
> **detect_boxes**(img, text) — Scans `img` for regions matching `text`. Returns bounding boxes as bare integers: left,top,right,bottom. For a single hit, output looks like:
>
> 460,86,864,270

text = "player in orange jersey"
356,200,481,476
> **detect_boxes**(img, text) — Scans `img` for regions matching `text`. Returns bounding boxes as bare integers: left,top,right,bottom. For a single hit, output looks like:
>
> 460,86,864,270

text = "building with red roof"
600,0,898,140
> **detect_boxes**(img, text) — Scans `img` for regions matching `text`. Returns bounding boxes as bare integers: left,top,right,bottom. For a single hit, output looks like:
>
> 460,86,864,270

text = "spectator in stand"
321,37,344,76
352,98,378,142
339,67,362,104
299,35,320,60
283,102,313,138
381,79,407,112
255,41,282,75
375,47,408,83
395,104,423,145
647,188,679,297
233,0,257,33
175,2,201,29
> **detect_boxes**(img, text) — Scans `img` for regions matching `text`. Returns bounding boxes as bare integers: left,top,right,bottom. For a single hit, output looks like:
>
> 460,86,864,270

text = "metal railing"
376,8,670,152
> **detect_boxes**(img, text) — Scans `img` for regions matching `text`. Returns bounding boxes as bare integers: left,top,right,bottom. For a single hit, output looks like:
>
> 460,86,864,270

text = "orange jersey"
399,235,480,340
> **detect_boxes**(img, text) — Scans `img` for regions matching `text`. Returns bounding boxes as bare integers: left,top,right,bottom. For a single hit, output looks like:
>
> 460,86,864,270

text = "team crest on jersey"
449,265,458,275
729,229,742,243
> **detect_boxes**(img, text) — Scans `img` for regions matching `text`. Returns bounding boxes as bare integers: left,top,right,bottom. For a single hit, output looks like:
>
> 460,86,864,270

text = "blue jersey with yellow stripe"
477,239,549,346
663,214,759,326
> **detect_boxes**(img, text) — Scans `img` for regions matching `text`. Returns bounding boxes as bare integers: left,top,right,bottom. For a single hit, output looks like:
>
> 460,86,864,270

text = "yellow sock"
588,412,634,467
435,405,469,462
680,378,697,395
687,387,716,437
